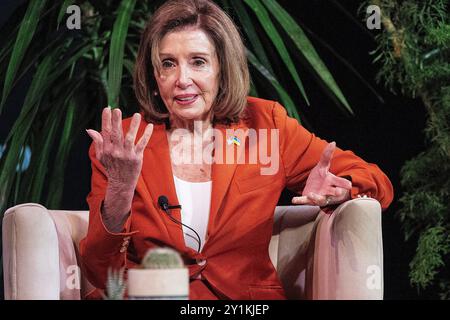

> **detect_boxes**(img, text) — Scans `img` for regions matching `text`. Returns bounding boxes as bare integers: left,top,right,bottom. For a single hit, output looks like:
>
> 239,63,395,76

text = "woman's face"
154,28,220,123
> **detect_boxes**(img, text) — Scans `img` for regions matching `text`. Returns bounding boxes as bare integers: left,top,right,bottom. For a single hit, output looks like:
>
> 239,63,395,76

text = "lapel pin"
227,136,241,146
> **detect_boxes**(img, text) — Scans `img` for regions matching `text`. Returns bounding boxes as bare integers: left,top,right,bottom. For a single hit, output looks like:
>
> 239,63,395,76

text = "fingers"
135,123,154,154
307,193,329,206
97,108,152,157
291,196,311,205
101,107,112,149
110,108,123,146
293,188,350,207
292,193,329,207
318,142,336,171
86,129,103,160
330,175,352,190
124,113,142,150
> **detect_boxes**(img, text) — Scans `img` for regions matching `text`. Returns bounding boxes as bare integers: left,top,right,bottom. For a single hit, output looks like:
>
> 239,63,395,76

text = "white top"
173,175,212,252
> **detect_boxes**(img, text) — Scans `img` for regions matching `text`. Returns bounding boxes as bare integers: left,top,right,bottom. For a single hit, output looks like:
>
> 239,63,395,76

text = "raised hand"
291,142,352,207
85,107,153,232
86,107,153,190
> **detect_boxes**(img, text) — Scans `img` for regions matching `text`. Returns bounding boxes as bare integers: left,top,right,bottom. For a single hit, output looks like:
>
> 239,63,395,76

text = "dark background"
0,1,432,299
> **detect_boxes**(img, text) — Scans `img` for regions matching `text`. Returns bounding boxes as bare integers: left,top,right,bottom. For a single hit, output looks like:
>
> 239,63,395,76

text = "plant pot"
127,268,189,300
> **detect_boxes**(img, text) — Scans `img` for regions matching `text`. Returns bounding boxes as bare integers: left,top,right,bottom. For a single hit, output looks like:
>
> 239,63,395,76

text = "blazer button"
196,258,206,266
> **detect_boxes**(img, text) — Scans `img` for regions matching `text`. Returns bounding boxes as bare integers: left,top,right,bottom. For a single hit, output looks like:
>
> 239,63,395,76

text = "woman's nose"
175,65,193,88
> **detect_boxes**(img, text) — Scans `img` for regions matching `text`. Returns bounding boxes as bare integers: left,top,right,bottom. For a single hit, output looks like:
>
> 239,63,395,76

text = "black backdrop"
0,0,433,299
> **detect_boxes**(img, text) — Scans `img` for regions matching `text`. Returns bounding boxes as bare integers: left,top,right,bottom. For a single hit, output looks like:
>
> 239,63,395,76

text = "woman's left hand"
291,142,352,207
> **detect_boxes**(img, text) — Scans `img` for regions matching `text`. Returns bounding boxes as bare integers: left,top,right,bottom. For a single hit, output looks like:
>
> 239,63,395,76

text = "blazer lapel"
137,119,249,254
205,120,248,248
139,123,186,250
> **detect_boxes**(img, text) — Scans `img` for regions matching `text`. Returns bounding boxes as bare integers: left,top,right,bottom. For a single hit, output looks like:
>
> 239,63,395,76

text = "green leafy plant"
363,0,450,298
103,267,126,300
103,248,183,300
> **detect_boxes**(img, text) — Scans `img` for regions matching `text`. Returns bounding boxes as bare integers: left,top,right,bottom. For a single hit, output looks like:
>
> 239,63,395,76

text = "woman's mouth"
174,94,198,105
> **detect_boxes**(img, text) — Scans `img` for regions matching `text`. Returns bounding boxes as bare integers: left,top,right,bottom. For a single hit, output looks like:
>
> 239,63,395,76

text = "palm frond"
228,0,274,75
0,53,54,210
247,50,301,122
1,0,48,113
108,0,137,108
57,0,73,30
260,0,353,114
244,0,309,105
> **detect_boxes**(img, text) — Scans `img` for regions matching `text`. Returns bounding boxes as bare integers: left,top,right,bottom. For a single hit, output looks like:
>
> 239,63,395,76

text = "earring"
153,90,158,96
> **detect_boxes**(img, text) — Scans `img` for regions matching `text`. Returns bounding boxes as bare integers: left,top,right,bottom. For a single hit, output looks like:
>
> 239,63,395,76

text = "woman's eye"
193,59,206,66
161,60,174,68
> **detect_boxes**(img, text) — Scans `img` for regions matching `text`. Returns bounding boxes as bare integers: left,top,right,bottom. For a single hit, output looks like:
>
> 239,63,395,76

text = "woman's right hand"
86,107,153,232
86,107,153,189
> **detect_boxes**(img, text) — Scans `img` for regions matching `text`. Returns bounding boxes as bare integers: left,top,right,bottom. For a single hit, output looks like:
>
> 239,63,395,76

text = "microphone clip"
157,195,201,253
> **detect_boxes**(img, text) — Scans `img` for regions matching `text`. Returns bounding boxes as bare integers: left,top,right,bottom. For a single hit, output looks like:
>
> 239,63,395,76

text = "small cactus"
103,267,126,300
141,247,184,269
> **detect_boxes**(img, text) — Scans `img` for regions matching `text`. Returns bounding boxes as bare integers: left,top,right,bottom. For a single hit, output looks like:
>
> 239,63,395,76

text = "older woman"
81,0,393,299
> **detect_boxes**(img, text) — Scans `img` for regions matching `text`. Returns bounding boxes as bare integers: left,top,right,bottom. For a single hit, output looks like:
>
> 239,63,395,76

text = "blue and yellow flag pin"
227,136,241,146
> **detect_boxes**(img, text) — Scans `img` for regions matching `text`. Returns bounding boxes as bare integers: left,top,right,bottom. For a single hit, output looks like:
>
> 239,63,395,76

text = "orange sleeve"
273,102,394,210
78,142,138,290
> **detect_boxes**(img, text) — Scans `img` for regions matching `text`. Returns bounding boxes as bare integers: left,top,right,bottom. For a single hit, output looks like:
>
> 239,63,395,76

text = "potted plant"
127,247,189,300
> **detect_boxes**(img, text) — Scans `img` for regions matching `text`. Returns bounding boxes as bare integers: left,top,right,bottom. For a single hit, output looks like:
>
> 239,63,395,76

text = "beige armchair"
2,197,383,300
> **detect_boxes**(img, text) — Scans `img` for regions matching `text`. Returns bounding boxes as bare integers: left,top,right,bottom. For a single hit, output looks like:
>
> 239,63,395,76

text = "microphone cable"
158,195,202,253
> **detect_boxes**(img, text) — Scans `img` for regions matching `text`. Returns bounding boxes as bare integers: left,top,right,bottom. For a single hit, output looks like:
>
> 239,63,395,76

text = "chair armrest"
310,197,383,299
272,205,321,299
2,203,60,299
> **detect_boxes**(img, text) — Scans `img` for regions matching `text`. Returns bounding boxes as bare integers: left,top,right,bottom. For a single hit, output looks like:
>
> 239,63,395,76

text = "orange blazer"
79,97,394,299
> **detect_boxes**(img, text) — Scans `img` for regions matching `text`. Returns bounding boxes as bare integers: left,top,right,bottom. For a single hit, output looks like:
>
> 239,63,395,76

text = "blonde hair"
133,0,250,125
